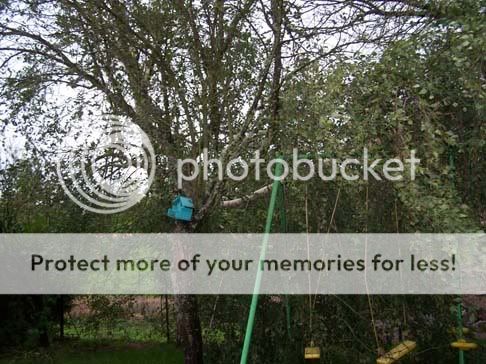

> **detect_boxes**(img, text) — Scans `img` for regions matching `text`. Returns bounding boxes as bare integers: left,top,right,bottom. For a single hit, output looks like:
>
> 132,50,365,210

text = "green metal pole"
278,182,287,234
457,299,465,364
240,161,284,364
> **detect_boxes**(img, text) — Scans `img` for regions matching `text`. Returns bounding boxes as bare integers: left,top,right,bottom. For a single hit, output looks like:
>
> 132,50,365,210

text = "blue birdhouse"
167,195,194,221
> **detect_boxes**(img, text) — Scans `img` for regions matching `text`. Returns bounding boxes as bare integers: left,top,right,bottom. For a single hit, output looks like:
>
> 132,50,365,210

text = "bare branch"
221,184,272,208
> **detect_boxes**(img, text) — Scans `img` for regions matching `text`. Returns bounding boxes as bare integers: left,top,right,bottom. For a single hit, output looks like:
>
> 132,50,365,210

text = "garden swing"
446,153,478,364
374,196,416,364
450,297,478,364
239,159,323,363
238,159,414,363
375,297,477,364
239,160,311,363
161,146,478,363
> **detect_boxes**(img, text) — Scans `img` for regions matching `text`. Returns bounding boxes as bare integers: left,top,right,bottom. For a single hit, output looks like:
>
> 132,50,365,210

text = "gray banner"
0,234,484,294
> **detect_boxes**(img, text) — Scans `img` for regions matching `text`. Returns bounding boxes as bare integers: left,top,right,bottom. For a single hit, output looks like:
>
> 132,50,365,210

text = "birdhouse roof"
175,196,194,208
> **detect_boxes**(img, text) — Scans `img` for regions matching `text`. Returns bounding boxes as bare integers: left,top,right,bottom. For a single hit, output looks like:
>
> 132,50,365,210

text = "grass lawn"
0,339,183,364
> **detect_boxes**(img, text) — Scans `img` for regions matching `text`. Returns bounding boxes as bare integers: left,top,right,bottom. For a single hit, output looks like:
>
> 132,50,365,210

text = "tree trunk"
32,296,50,348
269,0,284,147
173,221,204,364
58,295,64,341
174,294,204,364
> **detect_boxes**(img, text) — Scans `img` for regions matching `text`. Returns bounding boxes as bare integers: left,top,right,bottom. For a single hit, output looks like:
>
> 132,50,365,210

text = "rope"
312,186,341,310
395,197,408,329
364,185,380,353
305,185,313,335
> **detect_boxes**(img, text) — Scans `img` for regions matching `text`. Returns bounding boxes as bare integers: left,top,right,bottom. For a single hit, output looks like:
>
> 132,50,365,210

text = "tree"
0,1,456,362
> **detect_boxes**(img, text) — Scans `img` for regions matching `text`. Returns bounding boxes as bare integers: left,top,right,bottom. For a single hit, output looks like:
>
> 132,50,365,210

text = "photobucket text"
177,148,420,188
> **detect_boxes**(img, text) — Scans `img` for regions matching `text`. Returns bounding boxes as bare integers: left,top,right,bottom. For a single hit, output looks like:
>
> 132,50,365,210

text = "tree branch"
221,184,272,208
